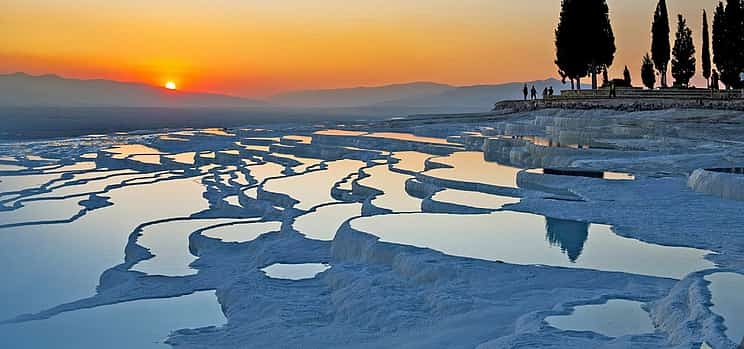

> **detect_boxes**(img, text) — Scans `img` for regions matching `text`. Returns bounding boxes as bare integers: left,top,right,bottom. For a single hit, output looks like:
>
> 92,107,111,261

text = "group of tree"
648,0,697,88
646,0,743,89
713,0,744,88
555,0,615,90
647,0,744,89
557,0,744,91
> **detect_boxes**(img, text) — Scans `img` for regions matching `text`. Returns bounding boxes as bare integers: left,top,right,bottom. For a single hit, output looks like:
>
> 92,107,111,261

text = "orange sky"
1,0,720,97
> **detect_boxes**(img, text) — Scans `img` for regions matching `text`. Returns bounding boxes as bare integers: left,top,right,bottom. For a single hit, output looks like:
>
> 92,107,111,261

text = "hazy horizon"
2,0,718,97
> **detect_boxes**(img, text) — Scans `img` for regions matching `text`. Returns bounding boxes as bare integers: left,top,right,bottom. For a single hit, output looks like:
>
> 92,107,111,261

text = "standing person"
711,69,719,91
523,84,529,101
548,86,554,98
531,86,537,100
542,87,548,100
608,81,617,98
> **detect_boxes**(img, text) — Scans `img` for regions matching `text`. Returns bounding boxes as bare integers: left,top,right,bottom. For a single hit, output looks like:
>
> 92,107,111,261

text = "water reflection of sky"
351,211,714,279
546,299,654,337
263,159,364,210
425,152,521,188
0,177,208,320
294,203,362,241
705,272,744,345
261,263,330,280
0,126,735,348
0,291,225,349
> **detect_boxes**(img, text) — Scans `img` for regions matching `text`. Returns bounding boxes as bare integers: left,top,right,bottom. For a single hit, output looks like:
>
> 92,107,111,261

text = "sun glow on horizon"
165,81,177,90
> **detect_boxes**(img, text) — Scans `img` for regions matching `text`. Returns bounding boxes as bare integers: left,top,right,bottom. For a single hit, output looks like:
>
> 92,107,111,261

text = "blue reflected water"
350,211,714,279
0,291,225,349
545,299,654,337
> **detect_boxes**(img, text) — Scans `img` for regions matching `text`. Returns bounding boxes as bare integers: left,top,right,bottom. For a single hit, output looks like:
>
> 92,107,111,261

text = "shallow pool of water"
365,132,454,145
546,299,654,337
425,152,521,189
0,291,225,349
262,159,364,210
350,212,714,279
391,151,432,173
431,189,520,209
133,218,244,276
202,221,282,243
0,177,209,320
261,263,331,280
705,272,744,344
293,203,363,241
357,165,422,212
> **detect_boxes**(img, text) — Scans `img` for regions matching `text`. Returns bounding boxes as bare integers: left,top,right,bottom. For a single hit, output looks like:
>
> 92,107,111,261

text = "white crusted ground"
0,108,743,348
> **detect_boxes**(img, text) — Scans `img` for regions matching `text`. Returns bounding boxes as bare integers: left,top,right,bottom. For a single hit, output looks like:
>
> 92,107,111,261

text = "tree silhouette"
713,0,744,89
652,0,671,88
641,54,656,89
672,15,696,87
723,0,744,88
555,0,588,89
712,2,727,87
702,10,712,87
584,0,616,90
623,66,632,86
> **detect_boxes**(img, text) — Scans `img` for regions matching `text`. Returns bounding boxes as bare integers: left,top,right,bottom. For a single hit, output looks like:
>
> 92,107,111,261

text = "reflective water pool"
546,299,654,337
0,291,225,349
431,189,520,209
0,176,209,320
293,203,362,241
705,272,744,344
202,221,282,243
350,212,714,279
357,165,422,212
424,152,521,188
261,263,331,280
263,159,365,210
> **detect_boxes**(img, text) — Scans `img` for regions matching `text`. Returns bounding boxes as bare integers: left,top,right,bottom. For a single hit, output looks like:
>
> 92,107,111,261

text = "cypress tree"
702,10,712,87
651,0,671,88
641,53,656,89
722,0,744,88
555,0,588,89
712,2,727,87
672,15,696,87
584,0,616,90
623,66,632,86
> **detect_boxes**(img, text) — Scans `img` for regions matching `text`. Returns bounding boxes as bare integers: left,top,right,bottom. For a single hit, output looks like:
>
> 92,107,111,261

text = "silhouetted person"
608,81,617,98
711,69,720,91
548,86,554,98
531,86,537,100
542,87,548,100
523,84,529,101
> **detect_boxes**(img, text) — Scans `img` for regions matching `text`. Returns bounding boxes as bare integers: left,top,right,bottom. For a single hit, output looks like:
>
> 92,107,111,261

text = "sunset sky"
1,0,720,97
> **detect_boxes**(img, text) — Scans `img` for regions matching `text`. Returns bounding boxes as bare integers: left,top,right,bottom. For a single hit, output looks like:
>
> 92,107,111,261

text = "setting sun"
165,81,176,90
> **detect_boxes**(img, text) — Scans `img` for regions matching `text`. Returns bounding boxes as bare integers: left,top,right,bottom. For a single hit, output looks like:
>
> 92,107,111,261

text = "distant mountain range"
0,72,575,114
0,73,265,108
269,79,574,113
267,82,454,108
